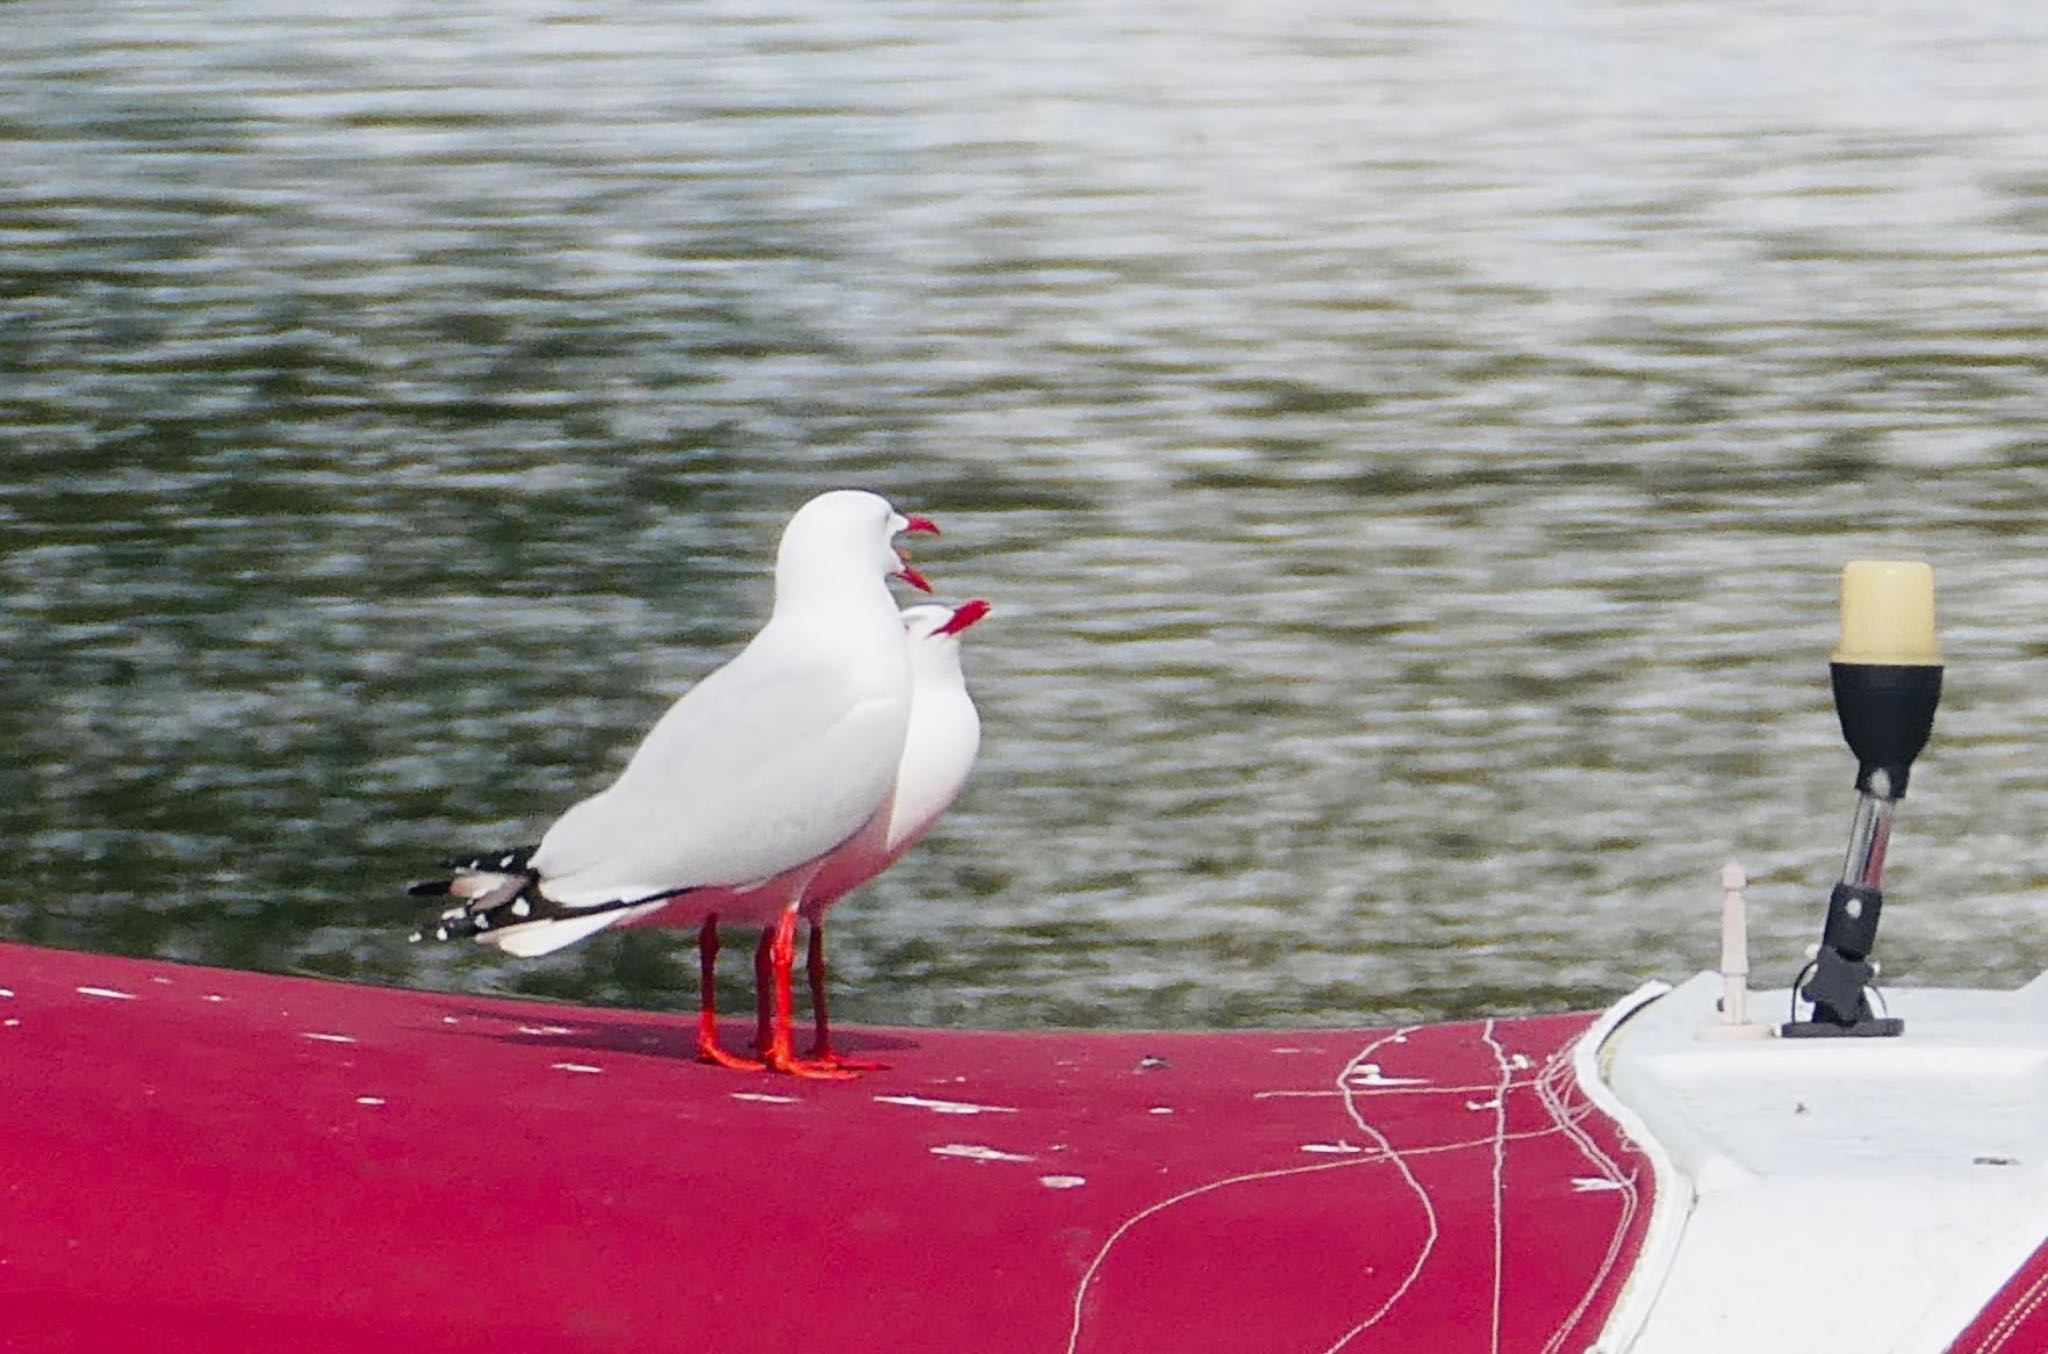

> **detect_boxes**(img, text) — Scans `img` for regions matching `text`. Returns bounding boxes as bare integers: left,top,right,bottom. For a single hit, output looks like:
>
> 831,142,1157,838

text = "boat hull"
0,942,1652,1352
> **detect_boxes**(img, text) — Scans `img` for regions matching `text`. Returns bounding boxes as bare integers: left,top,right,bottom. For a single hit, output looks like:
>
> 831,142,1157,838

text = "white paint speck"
730,1092,801,1105
203,995,226,1004
874,1094,1018,1117
1347,1063,1429,1088
442,1016,459,1025
356,1096,386,1107
1039,1175,1088,1189
152,977,173,986
4,1019,19,1028
0,989,13,998
1148,1106,1174,1115
551,1062,603,1075
517,1025,573,1036
1302,1142,1366,1155
1271,1046,1303,1054
1464,1096,1503,1112
76,986,136,1001
302,1032,357,1045
930,1143,1034,1163
1571,1177,1628,1193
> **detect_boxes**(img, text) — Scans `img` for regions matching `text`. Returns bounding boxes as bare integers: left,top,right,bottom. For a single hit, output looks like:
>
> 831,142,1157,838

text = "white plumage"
793,598,988,1064
804,598,987,919
413,491,939,1022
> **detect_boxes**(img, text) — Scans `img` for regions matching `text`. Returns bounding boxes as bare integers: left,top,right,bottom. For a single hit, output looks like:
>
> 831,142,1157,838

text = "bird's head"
901,598,991,675
776,490,940,599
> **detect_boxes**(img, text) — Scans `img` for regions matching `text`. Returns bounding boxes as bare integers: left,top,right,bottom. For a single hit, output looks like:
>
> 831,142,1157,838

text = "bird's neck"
770,570,899,629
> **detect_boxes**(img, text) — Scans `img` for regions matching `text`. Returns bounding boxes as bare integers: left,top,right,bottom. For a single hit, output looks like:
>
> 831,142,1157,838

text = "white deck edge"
1569,980,1685,1354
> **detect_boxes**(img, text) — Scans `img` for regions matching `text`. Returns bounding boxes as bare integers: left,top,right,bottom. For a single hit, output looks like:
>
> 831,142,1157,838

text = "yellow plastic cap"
1835,560,1940,666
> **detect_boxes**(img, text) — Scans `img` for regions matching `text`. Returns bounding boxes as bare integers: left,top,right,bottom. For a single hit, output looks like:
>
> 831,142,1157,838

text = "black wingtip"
408,856,543,944
437,845,538,873
408,844,539,900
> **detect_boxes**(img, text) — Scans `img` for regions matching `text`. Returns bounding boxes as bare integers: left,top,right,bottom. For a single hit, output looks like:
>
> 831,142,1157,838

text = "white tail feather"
478,902,666,958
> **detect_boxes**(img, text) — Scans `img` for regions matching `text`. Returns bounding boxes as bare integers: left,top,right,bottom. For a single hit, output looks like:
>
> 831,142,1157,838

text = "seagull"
792,598,989,1069
410,489,939,1077
625,596,990,1076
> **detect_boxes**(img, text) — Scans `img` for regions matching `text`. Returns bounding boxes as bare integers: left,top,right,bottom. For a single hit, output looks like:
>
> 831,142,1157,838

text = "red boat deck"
1946,1239,2048,1354
0,943,1652,1352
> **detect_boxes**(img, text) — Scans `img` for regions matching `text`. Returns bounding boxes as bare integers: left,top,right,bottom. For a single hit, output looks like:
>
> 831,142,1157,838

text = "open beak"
894,514,939,592
894,548,933,594
936,598,991,636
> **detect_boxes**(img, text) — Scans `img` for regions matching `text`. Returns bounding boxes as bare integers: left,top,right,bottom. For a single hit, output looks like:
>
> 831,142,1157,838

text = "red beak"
902,515,940,537
936,598,991,636
894,548,934,594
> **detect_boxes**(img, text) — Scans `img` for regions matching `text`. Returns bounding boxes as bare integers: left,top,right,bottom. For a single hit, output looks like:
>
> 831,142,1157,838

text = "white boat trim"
1572,980,1686,1354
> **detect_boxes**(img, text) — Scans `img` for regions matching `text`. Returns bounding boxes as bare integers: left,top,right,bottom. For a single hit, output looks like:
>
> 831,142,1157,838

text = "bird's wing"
532,634,909,906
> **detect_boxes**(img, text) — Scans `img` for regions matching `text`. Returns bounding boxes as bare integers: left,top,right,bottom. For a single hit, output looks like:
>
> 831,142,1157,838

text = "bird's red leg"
762,909,856,1079
695,916,764,1072
753,925,776,1058
806,919,886,1071
807,920,830,1053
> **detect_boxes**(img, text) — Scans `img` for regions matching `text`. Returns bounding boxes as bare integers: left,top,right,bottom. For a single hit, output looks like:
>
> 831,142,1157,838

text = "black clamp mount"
1783,663,1941,1039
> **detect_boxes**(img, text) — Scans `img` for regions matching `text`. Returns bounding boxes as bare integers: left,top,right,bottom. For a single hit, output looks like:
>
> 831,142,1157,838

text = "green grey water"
6,0,2048,1029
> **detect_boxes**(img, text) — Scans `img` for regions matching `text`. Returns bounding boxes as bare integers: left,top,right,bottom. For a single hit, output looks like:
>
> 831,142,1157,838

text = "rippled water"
7,0,2048,1030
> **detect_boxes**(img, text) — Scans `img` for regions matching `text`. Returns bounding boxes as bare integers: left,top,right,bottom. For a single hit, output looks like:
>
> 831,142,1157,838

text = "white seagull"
627,596,990,1075
791,598,990,1068
411,489,939,1076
